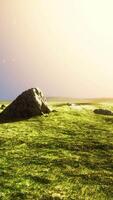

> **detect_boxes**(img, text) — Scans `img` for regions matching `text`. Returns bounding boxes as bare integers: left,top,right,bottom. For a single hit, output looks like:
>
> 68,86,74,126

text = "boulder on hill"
94,109,113,116
0,88,51,122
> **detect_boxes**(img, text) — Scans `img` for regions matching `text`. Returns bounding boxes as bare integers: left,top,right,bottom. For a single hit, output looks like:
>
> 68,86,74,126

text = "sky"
0,0,113,99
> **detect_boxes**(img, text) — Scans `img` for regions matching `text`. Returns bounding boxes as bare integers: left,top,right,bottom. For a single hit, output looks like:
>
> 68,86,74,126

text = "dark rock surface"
94,109,113,116
0,88,51,122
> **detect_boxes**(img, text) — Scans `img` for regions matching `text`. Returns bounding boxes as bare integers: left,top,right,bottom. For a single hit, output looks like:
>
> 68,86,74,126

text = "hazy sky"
0,0,113,99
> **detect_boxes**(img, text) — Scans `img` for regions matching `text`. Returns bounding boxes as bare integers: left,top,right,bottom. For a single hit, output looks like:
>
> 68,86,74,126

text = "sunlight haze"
0,0,113,99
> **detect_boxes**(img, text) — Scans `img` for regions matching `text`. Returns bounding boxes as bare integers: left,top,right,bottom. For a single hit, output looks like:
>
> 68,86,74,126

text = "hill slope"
0,101,113,199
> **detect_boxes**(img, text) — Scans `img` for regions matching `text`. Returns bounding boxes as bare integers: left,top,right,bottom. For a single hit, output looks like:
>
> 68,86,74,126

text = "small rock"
94,109,113,116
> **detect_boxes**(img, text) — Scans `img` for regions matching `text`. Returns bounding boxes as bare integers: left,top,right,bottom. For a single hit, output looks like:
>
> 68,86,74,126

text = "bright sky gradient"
0,0,113,99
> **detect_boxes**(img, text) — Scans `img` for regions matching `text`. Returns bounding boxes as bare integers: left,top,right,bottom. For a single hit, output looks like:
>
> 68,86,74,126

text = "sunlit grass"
0,100,113,199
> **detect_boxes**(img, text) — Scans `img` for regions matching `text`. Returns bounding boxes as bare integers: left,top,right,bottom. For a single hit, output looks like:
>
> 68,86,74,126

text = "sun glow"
1,0,113,98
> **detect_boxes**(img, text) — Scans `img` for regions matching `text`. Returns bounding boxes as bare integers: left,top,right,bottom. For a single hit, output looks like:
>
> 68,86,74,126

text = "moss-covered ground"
0,100,113,199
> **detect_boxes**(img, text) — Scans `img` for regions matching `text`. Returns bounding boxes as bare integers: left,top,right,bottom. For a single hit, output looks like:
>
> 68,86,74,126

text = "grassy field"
0,99,113,199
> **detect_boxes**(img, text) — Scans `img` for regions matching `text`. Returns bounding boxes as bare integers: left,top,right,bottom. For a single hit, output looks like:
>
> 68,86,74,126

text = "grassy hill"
0,100,113,199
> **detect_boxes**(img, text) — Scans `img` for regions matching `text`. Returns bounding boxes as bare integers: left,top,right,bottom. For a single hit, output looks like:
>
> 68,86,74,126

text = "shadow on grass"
25,156,49,165
76,102,94,106
104,117,113,124
0,114,45,124
10,191,27,200
25,175,51,184
0,116,29,124
24,136,113,172
27,138,113,152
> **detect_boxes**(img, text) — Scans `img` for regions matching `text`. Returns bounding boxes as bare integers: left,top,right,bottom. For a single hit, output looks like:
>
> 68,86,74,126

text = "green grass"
0,100,113,199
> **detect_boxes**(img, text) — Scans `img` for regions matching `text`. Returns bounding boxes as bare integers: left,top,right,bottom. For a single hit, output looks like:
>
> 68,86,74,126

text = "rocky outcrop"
0,88,51,122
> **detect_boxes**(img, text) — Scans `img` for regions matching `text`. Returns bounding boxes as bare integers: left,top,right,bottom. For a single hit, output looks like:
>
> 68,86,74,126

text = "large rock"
0,88,51,122
94,109,113,116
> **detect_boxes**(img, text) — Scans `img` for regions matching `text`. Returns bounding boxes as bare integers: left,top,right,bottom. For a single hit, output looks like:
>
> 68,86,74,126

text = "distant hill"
47,97,113,103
